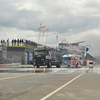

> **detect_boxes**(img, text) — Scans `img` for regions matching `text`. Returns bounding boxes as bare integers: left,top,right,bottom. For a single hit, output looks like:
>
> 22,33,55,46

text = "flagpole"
45,28,49,46
45,31,48,46
42,26,45,45
42,31,44,45
38,29,41,45
38,22,42,45
56,35,58,60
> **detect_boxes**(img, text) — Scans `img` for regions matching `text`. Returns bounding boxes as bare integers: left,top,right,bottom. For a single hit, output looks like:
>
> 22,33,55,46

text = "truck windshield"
34,50,45,55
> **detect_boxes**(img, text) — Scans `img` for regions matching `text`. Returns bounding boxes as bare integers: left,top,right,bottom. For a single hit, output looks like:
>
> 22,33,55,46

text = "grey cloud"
84,0,100,8
0,0,100,56
83,34,100,56
80,0,100,16
0,0,100,34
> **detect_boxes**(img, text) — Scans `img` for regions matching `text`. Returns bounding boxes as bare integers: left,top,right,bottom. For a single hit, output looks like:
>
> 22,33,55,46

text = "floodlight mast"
85,45,91,59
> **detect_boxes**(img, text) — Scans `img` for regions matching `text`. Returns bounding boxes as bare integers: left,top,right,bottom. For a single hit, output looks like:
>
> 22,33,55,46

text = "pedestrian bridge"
0,42,37,49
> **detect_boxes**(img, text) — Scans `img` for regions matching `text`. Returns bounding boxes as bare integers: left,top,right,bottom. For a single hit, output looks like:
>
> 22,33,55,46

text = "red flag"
61,40,64,42
61,39,66,43
46,28,49,31
39,26,45,29
56,35,58,40
43,28,49,33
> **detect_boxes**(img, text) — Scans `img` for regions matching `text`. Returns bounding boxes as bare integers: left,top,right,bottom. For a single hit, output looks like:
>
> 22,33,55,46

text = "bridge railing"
0,42,37,49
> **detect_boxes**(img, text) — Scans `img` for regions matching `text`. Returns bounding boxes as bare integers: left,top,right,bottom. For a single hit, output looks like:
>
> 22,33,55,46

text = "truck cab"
33,46,62,68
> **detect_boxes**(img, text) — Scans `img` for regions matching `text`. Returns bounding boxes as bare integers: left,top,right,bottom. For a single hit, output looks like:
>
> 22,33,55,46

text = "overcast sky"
0,0,100,57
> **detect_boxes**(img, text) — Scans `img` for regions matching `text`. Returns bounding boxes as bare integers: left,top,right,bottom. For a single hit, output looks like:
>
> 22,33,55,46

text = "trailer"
33,46,62,68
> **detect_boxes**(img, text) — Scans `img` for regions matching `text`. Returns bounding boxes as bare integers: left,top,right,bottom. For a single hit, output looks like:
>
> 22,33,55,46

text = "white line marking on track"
40,71,86,100
0,74,34,81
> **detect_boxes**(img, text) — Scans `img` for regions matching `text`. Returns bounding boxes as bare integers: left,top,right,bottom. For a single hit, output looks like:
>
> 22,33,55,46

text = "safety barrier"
89,62,93,68
0,63,21,67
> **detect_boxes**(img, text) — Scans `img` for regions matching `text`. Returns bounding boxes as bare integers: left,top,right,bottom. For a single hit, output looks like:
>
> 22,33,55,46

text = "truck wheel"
56,65,60,68
76,63,78,68
37,66,40,68
59,63,61,68
47,61,51,68
56,63,61,68
68,65,70,67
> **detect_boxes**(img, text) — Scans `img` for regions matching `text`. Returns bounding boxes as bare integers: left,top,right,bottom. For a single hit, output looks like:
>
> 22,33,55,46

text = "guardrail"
0,42,37,49
0,63,21,67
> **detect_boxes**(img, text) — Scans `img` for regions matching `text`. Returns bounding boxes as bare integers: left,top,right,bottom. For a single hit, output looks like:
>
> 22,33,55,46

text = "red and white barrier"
89,62,93,68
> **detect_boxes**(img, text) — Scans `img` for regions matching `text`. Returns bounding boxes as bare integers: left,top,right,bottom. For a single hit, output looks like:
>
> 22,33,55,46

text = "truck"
33,46,62,68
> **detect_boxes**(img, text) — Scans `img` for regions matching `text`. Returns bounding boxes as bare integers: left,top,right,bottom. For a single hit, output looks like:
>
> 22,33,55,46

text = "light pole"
85,45,91,65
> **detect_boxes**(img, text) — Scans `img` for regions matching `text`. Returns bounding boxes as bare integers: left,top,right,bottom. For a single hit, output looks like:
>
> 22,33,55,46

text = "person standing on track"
84,58,87,66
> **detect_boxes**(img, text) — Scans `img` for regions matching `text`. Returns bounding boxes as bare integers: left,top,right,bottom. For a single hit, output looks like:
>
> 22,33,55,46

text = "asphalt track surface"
0,64,100,100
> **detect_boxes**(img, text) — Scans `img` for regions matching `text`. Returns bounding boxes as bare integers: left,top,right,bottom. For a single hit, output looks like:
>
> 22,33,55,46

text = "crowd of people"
0,39,41,46
26,40,39,46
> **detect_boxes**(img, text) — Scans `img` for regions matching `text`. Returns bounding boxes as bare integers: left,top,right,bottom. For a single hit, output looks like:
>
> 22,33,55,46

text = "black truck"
33,46,62,68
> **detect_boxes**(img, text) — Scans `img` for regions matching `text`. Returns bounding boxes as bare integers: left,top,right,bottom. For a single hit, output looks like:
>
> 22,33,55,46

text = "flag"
56,35,58,40
61,39,64,42
46,28,49,31
39,26,45,29
43,28,49,33
61,39,66,43
67,42,79,51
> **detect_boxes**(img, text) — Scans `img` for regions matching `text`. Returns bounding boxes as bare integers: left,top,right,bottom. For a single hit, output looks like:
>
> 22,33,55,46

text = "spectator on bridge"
26,39,28,43
12,39,14,46
20,39,21,43
22,39,23,43
17,39,19,46
14,39,17,46
3,40,5,45
1,39,3,44
24,39,26,43
3,40,5,43
7,39,9,46
19,39,22,46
